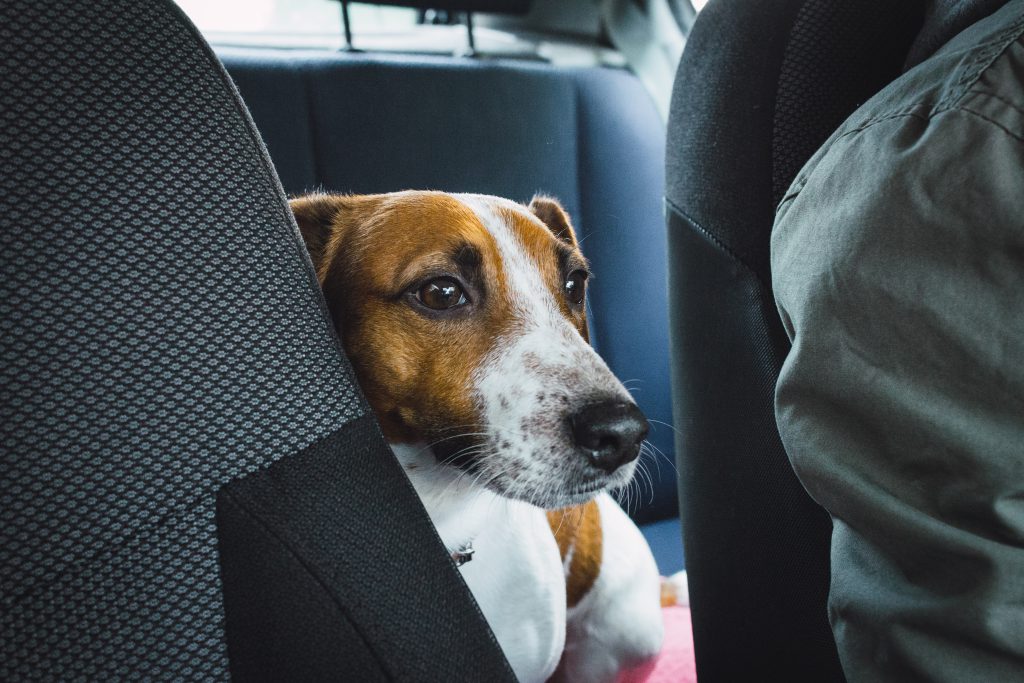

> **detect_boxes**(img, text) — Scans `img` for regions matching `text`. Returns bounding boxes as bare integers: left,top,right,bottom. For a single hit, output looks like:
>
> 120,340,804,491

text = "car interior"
2,0,1019,680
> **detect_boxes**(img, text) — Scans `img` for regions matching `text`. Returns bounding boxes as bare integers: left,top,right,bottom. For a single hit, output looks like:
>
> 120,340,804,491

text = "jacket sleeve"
770,89,1024,680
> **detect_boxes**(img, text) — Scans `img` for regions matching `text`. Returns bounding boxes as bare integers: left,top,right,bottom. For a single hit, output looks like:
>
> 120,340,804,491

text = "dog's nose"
570,401,649,473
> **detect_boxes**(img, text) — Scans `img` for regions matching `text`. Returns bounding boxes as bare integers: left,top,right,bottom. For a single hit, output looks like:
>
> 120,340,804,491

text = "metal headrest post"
464,11,477,55
340,0,355,51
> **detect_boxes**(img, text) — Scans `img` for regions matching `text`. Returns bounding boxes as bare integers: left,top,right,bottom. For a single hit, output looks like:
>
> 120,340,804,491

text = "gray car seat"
0,0,514,679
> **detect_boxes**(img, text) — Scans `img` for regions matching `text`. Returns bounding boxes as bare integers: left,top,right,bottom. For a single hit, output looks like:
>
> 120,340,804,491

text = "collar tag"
451,542,475,567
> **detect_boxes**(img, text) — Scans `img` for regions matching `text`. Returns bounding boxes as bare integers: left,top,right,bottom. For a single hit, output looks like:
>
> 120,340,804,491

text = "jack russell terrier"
291,191,664,682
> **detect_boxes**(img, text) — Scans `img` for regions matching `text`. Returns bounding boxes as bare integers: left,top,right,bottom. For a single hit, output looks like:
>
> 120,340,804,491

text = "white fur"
388,195,663,682
392,442,566,683
456,194,638,508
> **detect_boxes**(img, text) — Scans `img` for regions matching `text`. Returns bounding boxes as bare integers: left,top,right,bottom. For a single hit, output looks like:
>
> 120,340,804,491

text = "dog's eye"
565,270,588,306
417,277,468,310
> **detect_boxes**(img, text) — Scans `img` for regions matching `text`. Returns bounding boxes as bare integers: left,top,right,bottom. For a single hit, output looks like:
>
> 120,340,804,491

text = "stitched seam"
220,483,399,680
779,107,933,205
941,21,1024,111
786,21,1024,200
664,197,767,289
956,105,1024,143
964,88,1024,118
833,106,933,141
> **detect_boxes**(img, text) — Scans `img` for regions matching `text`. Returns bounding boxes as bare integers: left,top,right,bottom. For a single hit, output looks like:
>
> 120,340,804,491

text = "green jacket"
772,2,1024,681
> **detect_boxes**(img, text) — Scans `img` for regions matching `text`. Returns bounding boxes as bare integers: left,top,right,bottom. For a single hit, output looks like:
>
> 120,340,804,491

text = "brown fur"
547,500,603,608
292,190,605,606
292,192,507,443
528,195,576,246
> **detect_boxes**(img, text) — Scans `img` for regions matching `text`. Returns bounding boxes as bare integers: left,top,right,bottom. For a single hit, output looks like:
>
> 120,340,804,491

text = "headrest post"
464,12,477,56
341,0,355,51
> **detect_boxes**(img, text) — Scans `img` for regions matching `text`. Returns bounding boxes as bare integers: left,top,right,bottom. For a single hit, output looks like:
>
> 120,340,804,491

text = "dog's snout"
569,401,648,473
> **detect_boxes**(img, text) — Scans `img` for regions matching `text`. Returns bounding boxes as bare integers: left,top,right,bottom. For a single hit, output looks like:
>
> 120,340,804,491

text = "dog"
291,190,664,682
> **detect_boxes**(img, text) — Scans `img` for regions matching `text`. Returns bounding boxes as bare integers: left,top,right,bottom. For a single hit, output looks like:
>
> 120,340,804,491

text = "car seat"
665,0,1007,680
0,1,515,679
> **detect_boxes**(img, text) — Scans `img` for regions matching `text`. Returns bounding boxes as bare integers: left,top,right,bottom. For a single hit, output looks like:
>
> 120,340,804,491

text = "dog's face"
293,191,646,508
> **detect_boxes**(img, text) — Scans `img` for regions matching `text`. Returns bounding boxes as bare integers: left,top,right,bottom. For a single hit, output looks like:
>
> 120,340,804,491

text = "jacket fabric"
772,2,1024,680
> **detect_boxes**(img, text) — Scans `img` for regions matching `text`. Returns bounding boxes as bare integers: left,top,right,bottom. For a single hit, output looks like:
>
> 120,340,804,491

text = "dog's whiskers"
641,438,678,477
637,444,659,487
646,418,681,436
635,456,655,505
644,443,663,479
621,479,636,516
407,430,490,463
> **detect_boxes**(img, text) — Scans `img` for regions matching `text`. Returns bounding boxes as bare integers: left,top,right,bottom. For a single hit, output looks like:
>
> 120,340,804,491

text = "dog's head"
292,191,646,508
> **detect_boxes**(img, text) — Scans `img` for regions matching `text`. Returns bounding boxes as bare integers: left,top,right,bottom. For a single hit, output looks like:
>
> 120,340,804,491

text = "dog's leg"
552,493,663,683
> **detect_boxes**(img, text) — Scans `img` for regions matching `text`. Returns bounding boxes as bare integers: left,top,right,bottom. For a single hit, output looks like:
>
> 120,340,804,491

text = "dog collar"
451,540,475,567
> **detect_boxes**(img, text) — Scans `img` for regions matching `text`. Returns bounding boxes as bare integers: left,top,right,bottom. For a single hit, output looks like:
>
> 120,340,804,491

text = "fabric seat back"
0,1,513,679
664,1,929,679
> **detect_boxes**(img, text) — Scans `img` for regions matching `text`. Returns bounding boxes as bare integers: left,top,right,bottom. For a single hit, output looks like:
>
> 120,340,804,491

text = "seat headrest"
904,0,1009,69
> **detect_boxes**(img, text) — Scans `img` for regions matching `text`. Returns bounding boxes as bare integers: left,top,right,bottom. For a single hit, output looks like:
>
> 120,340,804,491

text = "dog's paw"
660,571,689,607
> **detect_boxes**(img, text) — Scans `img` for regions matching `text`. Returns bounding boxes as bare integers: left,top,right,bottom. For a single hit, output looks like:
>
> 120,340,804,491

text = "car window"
174,0,417,48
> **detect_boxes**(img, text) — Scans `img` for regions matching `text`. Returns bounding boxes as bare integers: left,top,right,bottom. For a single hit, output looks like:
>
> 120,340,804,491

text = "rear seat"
219,48,683,573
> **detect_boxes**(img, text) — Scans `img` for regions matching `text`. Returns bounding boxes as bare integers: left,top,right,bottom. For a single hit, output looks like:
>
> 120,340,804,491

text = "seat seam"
665,196,769,291
219,483,397,680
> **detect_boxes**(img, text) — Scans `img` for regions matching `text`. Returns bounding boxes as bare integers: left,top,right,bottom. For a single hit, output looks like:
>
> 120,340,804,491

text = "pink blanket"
618,606,696,683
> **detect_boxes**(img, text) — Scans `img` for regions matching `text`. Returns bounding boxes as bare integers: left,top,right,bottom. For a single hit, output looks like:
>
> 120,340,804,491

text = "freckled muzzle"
473,345,648,507
469,311,649,507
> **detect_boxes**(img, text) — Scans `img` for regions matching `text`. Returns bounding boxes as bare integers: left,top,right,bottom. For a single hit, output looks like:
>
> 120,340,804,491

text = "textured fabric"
0,1,507,679
665,209,843,681
0,1,364,677
664,0,930,679
904,0,1010,69
218,416,515,682
772,1,924,206
220,49,679,524
773,3,1024,680
666,0,804,287
664,3,834,678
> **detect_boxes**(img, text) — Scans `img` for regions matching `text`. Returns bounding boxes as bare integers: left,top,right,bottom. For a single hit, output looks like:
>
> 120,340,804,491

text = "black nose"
569,401,649,473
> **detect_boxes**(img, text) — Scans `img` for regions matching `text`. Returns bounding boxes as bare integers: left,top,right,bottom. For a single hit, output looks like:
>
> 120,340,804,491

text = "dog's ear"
290,193,345,270
530,194,591,342
529,195,578,247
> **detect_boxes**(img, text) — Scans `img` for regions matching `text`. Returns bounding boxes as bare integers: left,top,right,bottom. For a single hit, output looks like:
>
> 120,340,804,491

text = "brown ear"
289,193,345,270
529,195,578,247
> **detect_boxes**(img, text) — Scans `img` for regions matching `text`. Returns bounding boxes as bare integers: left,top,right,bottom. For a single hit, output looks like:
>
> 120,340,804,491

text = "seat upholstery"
0,1,514,679
219,49,680,528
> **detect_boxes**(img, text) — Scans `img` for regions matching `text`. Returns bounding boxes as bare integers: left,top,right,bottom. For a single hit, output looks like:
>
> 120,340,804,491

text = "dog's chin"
483,459,637,510
428,432,639,509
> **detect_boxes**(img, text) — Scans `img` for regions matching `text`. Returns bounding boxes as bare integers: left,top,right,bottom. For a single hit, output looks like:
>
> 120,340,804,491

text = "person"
771,2,1024,680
